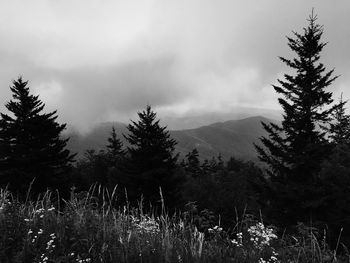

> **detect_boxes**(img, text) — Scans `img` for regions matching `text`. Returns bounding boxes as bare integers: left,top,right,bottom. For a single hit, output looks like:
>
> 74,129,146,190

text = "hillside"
171,116,274,161
66,116,277,161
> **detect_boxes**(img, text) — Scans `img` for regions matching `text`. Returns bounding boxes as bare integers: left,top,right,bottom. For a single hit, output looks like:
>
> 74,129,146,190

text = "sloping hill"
66,116,277,161
171,116,274,161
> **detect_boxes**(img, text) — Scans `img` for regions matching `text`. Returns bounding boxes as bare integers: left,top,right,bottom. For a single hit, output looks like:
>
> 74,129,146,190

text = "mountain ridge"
66,116,277,161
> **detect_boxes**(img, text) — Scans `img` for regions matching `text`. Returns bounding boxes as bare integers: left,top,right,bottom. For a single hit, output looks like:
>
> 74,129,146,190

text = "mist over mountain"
66,115,277,162
158,106,281,130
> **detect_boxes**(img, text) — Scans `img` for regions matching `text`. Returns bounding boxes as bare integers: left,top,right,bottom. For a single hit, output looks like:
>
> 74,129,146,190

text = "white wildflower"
247,222,277,249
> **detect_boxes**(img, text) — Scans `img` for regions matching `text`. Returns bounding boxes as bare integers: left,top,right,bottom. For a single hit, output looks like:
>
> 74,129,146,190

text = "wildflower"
231,232,243,247
134,215,160,234
231,239,238,245
46,240,54,249
247,222,277,249
270,250,279,262
40,255,48,263
213,225,223,232
208,225,223,234
271,256,278,261
35,208,45,214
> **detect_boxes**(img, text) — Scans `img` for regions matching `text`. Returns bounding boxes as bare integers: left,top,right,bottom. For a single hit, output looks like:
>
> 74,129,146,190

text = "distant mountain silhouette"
171,116,275,161
160,107,281,130
66,116,277,161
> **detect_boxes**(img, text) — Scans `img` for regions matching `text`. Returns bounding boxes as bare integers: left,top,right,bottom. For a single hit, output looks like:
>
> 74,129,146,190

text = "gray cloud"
0,0,349,131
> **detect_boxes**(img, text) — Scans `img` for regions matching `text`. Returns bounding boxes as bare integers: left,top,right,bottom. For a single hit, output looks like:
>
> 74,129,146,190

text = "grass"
0,185,348,263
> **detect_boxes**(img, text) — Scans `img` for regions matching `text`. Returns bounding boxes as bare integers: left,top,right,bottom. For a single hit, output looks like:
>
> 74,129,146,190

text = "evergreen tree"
185,148,201,177
255,13,338,223
106,126,125,166
124,105,180,206
328,95,350,145
0,77,75,195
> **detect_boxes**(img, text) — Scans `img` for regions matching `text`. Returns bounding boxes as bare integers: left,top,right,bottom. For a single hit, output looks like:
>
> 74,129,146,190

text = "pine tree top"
124,105,178,171
107,126,124,155
126,105,177,152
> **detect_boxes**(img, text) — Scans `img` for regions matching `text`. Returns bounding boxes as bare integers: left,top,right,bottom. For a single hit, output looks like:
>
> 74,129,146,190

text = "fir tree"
0,77,75,195
328,95,350,145
106,126,125,166
185,148,201,177
255,13,338,223
124,105,180,206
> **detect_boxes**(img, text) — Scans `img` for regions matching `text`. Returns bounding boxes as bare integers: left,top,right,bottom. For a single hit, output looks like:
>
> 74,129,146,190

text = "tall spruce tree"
0,77,75,195
124,105,180,206
255,13,338,223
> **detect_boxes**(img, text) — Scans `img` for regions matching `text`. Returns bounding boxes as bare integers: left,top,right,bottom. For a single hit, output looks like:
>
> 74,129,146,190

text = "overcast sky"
0,0,349,131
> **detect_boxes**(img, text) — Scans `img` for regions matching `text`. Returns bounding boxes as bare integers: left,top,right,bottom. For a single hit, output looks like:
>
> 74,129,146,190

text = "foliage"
123,105,182,207
317,143,350,247
73,150,111,188
0,187,347,263
106,126,125,167
182,156,266,229
255,12,339,225
71,148,129,202
327,95,350,145
256,12,337,180
183,148,201,177
0,77,75,197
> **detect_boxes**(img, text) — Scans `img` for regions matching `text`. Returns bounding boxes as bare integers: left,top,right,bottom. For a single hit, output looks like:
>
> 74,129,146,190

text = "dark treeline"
0,12,350,251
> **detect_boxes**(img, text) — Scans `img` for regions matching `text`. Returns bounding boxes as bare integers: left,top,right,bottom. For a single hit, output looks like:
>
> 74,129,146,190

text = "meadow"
0,185,347,263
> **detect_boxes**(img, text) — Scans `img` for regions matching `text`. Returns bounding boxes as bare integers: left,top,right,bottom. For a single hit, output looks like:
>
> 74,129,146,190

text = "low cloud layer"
0,0,349,131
